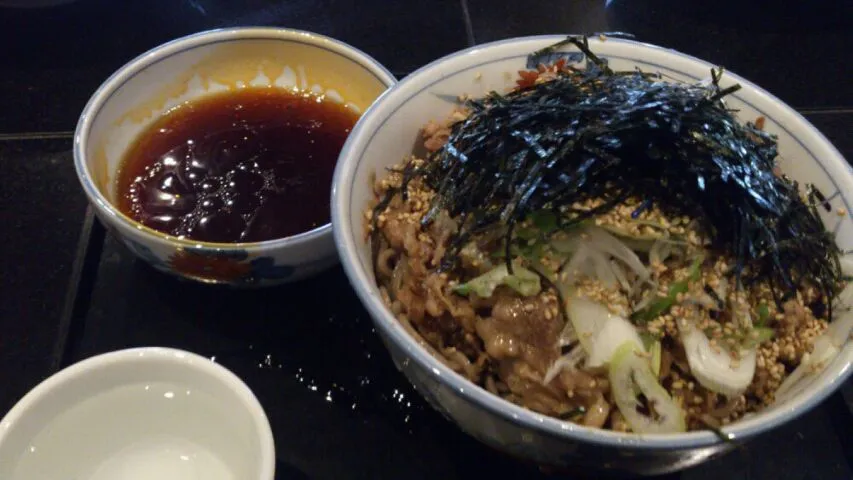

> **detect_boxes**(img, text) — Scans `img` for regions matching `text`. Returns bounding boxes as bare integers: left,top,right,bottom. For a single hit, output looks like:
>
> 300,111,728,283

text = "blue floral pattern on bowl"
119,237,299,285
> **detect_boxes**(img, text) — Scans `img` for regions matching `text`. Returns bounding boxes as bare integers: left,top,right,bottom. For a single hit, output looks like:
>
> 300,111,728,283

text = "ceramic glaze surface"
0,348,275,480
11,382,237,480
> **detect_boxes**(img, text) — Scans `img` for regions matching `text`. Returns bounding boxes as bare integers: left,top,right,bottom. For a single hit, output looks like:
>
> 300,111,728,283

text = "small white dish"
0,347,274,480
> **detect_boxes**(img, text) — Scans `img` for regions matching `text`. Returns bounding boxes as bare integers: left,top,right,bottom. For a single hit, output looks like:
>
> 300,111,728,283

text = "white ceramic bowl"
0,347,274,480
331,35,853,475
74,27,396,286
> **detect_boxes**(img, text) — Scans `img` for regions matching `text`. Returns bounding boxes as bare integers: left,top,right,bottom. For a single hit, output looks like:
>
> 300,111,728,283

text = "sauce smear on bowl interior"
116,87,358,243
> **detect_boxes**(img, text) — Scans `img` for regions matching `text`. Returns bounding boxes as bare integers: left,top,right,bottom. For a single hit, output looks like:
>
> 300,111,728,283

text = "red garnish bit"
517,60,569,88
516,70,540,88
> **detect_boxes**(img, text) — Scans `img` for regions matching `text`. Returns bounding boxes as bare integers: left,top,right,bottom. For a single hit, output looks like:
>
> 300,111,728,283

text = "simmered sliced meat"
476,295,562,373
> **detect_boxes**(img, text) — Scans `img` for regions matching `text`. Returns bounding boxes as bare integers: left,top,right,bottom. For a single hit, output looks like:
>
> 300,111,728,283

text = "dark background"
1,1,851,478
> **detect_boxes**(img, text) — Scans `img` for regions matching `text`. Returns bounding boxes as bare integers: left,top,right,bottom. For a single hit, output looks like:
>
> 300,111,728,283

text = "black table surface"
1,1,852,478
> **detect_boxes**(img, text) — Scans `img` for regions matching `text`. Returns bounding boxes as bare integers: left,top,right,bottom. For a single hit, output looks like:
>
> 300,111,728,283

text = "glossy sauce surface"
116,87,358,243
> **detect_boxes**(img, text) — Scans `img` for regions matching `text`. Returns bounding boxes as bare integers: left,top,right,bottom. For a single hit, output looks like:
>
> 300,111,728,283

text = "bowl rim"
0,346,276,479
74,26,396,252
332,34,853,450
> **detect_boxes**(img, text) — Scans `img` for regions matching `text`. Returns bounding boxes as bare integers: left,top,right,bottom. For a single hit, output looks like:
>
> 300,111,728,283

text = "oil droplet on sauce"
116,87,358,243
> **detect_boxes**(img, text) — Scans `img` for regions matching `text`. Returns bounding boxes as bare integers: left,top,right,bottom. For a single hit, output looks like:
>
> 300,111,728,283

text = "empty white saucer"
0,347,275,480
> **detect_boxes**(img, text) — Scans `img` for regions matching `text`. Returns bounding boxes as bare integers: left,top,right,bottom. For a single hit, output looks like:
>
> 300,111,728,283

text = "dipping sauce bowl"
74,27,395,286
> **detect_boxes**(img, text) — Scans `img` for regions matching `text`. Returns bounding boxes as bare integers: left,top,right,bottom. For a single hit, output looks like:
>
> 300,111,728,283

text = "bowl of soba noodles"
330,35,853,475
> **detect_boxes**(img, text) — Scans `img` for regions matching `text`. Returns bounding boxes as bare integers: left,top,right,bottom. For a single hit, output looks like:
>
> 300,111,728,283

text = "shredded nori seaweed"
373,35,842,316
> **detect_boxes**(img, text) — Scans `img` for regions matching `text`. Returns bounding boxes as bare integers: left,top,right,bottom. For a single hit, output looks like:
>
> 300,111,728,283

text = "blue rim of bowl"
74,27,397,252
0,347,276,480
332,34,853,450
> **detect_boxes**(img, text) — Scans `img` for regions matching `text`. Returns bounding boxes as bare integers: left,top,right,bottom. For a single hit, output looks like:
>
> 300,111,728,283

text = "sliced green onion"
453,264,541,297
681,325,756,397
609,341,686,434
631,254,705,323
756,303,770,327
587,313,645,368
529,210,558,233
750,326,774,346
649,340,662,378
515,226,540,241
639,332,657,350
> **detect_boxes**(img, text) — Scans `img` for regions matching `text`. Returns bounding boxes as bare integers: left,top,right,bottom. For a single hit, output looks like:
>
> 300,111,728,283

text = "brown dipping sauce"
116,87,358,243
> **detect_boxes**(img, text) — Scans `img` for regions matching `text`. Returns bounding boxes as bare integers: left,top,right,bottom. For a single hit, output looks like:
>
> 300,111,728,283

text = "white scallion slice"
610,260,632,293
542,343,586,384
841,256,853,277
586,226,651,282
681,326,756,397
550,235,580,254
565,295,615,353
587,313,645,368
590,249,618,289
775,334,840,403
774,260,853,404
609,341,686,434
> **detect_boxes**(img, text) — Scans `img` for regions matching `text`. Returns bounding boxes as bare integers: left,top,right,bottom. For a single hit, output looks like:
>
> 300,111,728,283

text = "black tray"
1,1,852,478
